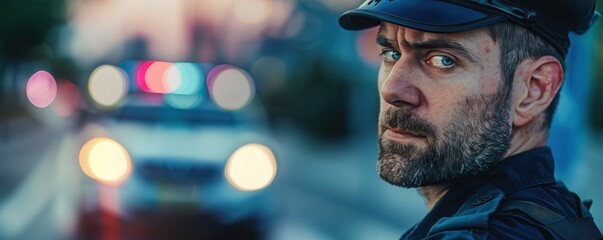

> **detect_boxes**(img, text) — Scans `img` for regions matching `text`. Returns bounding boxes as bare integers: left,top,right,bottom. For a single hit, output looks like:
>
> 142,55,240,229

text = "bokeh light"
164,62,205,109
233,0,272,24
88,65,128,108
135,61,154,92
172,62,203,95
145,61,172,93
179,63,205,94
79,138,132,185
225,143,277,192
164,64,182,93
207,65,255,110
26,70,57,108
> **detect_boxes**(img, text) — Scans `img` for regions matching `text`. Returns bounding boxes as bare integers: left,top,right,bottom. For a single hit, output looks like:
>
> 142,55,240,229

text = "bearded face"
377,88,512,188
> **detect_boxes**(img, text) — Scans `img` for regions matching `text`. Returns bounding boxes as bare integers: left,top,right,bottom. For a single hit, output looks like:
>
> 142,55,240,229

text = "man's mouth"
382,126,426,143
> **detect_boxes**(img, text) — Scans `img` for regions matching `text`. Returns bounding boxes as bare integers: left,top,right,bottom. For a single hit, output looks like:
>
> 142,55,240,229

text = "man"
339,0,602,239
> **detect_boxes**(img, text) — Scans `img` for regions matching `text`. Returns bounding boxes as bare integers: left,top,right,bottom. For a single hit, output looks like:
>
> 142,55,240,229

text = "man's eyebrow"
376,34,478,63
376,35,396,49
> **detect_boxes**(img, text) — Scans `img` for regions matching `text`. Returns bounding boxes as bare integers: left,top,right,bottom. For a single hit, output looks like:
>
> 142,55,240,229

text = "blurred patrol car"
75,61,278,239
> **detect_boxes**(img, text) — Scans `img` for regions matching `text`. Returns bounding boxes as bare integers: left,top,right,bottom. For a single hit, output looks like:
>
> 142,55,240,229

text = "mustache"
379,108,437,138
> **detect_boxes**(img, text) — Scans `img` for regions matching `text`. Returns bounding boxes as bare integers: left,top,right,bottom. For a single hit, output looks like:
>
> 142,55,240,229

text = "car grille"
136,158,221,184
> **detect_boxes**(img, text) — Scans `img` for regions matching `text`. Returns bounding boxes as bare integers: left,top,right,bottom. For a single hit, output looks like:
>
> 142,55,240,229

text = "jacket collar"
483,147,556,194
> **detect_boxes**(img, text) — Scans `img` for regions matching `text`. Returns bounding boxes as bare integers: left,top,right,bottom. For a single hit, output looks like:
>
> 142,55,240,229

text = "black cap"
339,0,600,57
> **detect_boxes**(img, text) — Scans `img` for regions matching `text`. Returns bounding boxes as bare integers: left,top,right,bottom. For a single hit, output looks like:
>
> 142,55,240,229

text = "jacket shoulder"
427,183,554,239
428,183,504,236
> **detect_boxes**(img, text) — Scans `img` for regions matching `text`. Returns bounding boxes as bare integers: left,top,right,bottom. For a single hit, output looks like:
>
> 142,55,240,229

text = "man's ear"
512,56,564,127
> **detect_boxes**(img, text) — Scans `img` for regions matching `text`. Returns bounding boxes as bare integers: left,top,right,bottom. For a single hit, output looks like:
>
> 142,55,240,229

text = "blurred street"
2,118,603,239
0,119,80,240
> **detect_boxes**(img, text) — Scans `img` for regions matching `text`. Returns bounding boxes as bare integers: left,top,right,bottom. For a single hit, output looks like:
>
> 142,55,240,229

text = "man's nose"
379,64,422,109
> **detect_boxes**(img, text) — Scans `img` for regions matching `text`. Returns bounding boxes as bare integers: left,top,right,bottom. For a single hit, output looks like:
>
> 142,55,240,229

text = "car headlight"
79,137,132,185
224,143,277,192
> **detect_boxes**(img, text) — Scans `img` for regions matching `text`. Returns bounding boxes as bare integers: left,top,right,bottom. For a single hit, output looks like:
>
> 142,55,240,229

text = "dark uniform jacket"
400,147,602,240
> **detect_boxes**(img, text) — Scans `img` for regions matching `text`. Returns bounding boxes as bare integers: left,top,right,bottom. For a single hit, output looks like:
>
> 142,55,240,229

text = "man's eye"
426,55,455,68
380,50,401,62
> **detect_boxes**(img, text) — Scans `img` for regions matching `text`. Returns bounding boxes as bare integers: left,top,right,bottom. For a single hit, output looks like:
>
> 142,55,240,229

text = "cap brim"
339,0,506,32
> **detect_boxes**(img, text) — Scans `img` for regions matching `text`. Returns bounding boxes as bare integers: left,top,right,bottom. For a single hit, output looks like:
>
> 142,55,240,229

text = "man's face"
376,23,512,188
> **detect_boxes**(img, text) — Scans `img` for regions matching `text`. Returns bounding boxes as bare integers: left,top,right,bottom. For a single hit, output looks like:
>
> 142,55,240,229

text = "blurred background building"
0,0,602,239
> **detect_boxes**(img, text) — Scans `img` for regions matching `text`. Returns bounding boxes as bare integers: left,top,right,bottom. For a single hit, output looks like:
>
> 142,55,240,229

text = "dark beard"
377,89,512,188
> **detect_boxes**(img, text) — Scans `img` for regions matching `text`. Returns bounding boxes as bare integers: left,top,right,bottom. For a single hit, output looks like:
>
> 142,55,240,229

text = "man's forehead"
377,22,490,46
